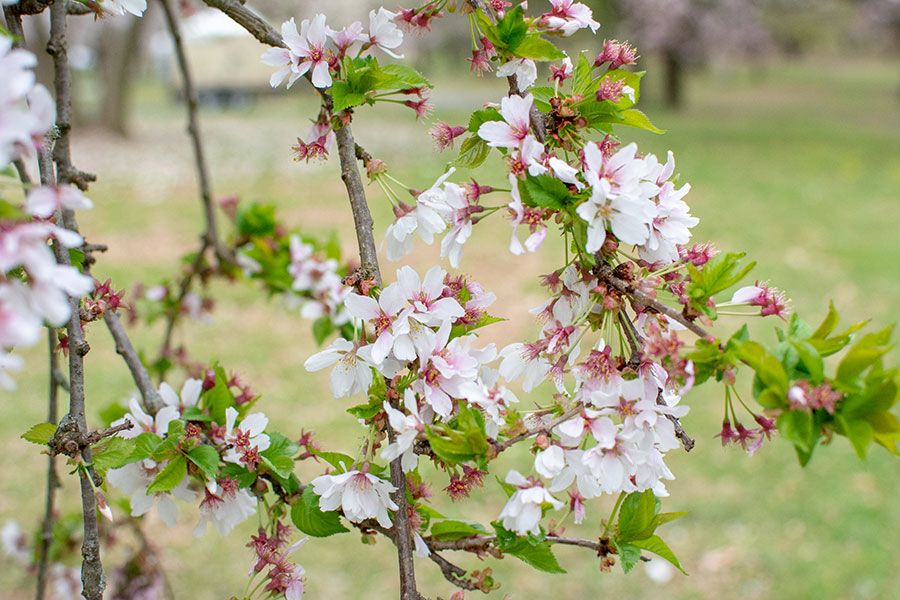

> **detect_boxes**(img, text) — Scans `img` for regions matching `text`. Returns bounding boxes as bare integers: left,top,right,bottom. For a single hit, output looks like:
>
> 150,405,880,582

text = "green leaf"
835,415,874,459
811,301,840,339
430,519,487,541
201,365,234,424
733,340,789,393
614,540,642,573
312,316,334,346
617,490,659,542
454,135,491,169
520,175,572,210
373,64,431,90
617,109,664,134
572,53,595,97
131,432,163,461
187,445,220,479
836,327,894,384
312,450,357,473
777,410,817,458
235,202,277,238
495,5,528,51
331,81,368,112
22,422,56,445
426,405,489,466
515,35,566,61
291,486,349,537
146,455,187,494
632,535,687,575
91,437,138,472
467,107,502,133
686,252,756,316
500,538,566,574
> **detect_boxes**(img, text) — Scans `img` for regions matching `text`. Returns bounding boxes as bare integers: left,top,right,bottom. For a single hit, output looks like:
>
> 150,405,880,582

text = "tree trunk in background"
663,49,684,109
98,16,145,136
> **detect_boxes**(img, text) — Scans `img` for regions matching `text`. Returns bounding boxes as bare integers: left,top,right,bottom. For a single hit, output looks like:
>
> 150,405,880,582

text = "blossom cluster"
0,39,93,390
263,8,405,90
105,373,282,537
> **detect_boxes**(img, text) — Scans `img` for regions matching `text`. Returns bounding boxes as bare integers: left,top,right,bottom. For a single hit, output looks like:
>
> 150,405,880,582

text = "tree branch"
594,262,712,340
159,0,229,262
491,402,584,455
47,2,104,596
103,310,163,413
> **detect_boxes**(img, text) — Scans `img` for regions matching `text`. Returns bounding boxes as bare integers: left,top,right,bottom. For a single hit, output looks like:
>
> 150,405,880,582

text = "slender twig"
156,238,209,363
47,2,104,596
595,262,712,340
104,311,163,413
158,0,228,261
36,330,61,600
6,0,91,15
491,403,584,455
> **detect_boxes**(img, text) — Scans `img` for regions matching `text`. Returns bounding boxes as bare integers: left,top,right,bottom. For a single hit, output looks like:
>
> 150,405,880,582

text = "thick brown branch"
6,0,91,15
334,123,382,285
48,2,104,596
103,310,163,413
595,262,712,340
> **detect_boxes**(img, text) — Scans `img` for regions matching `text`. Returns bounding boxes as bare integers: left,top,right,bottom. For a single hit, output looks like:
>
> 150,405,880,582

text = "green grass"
2,57,899,599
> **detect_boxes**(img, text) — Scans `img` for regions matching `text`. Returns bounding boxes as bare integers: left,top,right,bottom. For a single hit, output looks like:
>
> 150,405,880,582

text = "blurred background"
2,1,899,598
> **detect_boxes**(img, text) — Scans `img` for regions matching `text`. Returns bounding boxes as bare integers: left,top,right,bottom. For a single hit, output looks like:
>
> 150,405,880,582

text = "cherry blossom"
222,407,271,470
496,58,538,91
23,185,91,219
477,94,535,149
638,180,698,264
107,462,194,527
102,0,147,17
384,170,453,261
578,141,657,249
414,321,495,418
498,470,563,535
159,377,202,413
508,175,549,255
303,338,377,398
263,15,333,89
539,0,600,36
195,477,258,536
347,288,413,363
311,469,398,528
366,7,405,58
381,390,424,472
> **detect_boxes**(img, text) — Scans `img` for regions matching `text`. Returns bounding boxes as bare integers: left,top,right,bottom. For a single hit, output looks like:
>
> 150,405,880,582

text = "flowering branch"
594,262,712,340
47,2,103,596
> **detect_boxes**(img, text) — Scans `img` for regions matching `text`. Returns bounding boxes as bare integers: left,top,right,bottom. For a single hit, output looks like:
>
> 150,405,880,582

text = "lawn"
2,57,898,599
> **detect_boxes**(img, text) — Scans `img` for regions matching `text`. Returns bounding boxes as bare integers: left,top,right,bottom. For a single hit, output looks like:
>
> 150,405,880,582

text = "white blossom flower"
194,478,258,536
24,185,92,218
107,462,194,527
311,469,398,528
639,180,698,264
496,58,538,90
578,142,657,249
366,7,404,58
549,449,603,500
158,378,202,413
380,390,424,472
222,407,271,469
498,470,563,536
345,284,413,364
477,94,535,149
540,0,600,36
101,0,147,17
534,444,566,479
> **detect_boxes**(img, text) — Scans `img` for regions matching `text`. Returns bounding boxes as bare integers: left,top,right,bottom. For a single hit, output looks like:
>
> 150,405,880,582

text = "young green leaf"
21,422,57,445
146,455,188,494
291,486,349,537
